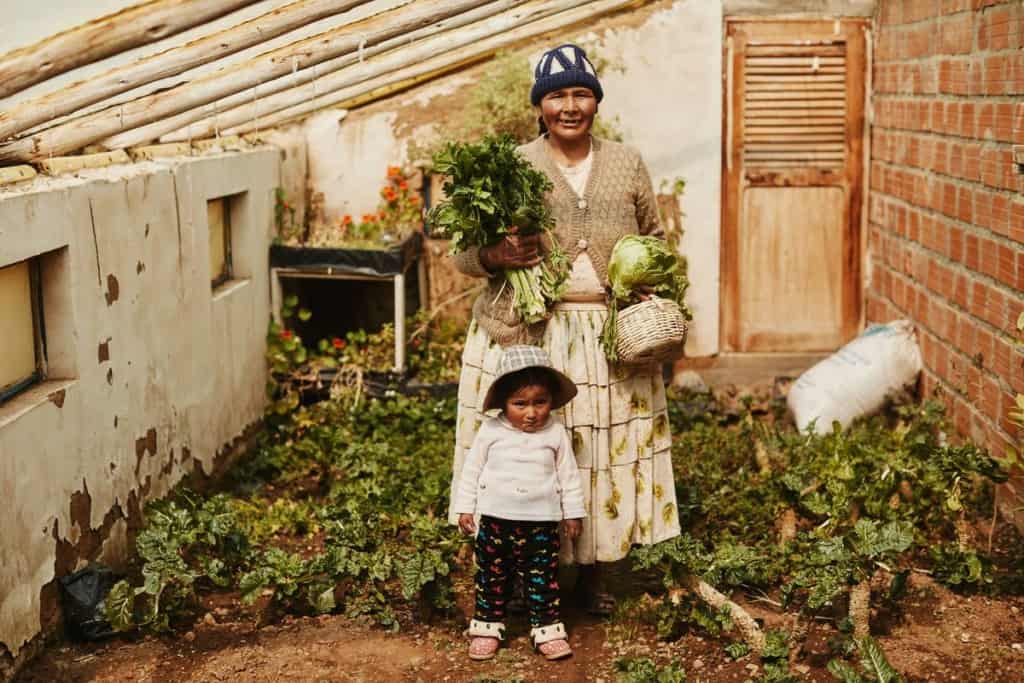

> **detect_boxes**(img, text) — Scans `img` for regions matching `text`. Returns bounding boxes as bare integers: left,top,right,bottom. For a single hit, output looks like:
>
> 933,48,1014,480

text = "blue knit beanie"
530,44,604,106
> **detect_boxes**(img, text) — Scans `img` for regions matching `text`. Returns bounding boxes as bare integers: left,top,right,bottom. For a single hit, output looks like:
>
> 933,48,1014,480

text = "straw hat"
482,345,577,412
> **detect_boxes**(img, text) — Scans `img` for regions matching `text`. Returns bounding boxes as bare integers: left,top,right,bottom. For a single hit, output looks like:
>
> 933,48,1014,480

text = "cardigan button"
577,239,588,250
577,199,587,209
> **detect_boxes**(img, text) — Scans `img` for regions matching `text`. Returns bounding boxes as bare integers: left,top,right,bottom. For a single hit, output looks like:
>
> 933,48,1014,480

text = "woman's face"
538,86,597,143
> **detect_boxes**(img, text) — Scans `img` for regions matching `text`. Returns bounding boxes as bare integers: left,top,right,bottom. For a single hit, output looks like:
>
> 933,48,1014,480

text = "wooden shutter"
722,19,868,353
0,260,38,394
743,45,847,169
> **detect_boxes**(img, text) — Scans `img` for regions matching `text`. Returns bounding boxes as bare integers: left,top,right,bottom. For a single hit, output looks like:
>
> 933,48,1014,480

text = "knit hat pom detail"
530,44,603,106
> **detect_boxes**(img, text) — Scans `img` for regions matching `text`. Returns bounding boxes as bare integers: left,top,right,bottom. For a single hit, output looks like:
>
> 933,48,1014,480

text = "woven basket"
614,297,688,365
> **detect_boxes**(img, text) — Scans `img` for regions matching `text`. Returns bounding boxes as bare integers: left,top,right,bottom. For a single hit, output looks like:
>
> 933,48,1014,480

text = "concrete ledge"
676,352,829,387
0,379,77,430
192,135,247,154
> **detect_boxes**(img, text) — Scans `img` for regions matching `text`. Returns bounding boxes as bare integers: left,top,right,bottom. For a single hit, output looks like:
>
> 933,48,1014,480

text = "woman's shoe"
467,619,505,661
537,638,572,660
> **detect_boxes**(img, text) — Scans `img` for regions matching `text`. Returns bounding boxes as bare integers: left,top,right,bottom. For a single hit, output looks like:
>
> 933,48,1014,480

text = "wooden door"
722,19,868,352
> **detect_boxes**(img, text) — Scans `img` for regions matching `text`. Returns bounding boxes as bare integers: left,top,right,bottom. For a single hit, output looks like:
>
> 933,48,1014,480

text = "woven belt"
553,301,607,312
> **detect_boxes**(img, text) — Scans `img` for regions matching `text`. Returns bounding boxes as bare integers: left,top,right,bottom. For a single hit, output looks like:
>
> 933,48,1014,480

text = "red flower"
361,213,375,223
332,337,345,349
398,181,408,191
342,214,353,225
280,330,293,341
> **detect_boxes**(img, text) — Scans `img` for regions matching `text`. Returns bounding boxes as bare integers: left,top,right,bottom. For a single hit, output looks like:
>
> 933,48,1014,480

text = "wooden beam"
103,0,522,149
157,0,596,144
219,0,647,137
129,142,192,161
0,0,261,101
0,165,36,186
0,0,497,163
38,150,131,176
0,0,375,142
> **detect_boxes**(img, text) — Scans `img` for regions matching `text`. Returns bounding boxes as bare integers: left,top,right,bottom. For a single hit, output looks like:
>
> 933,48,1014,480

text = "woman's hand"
563,518,582,540
479,230,543,272
458,513,477,535
635,285,656,302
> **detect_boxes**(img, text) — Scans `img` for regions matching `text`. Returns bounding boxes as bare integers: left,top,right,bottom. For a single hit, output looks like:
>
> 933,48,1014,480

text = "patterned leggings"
474,515,561,627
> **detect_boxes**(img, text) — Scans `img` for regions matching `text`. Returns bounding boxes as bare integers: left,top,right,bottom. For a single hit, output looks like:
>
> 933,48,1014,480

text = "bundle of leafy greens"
601,235,692,360
428,134,568,324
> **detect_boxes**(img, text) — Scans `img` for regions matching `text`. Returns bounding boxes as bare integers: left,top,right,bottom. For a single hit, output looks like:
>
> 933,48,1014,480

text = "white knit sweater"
450,415,586,522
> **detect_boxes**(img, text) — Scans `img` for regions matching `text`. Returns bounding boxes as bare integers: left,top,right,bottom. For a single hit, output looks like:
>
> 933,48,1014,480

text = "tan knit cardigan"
454,136,662,345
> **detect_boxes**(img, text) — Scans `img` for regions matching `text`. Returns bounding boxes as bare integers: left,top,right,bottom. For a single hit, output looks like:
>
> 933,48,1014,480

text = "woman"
448,43,681,613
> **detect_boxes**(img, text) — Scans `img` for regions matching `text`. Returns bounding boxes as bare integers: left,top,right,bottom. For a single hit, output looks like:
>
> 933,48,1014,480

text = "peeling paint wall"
0,149,278,658
304,0,724,356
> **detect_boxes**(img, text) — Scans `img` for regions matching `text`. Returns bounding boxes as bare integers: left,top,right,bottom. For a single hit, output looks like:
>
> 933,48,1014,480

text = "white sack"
788,320,923,434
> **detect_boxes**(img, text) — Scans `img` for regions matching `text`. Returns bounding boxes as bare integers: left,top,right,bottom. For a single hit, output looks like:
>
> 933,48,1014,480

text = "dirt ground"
16,566,1024,683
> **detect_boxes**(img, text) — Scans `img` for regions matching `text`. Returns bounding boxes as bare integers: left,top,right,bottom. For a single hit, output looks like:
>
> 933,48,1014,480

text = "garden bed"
15,383,1024,683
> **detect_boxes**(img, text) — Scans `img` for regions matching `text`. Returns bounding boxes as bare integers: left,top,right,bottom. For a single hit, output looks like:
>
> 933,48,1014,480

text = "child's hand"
563,519,582,540
458,513,477,535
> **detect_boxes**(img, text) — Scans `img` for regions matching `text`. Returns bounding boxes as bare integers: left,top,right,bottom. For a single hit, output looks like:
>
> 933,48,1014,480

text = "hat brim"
482,366,578,413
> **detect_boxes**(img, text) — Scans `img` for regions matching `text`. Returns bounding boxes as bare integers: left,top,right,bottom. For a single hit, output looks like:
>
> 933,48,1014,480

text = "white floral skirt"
448,302,681,565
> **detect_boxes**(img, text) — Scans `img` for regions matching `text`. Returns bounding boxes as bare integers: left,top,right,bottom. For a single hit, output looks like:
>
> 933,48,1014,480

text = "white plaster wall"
306,0,724,355
0,149,278,657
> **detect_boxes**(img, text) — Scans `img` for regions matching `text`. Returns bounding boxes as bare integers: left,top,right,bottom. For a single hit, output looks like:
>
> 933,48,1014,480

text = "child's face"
504,384,553,433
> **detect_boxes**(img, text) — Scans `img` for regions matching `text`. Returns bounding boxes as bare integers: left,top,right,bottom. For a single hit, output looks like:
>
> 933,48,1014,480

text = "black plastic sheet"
269,232,423,277
59,565,118,641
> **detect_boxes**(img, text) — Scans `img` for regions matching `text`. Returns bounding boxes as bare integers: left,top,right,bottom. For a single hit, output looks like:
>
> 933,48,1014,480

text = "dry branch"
0,0,376,143
153,0,595,145
0,0,260,101
683,574,766,654
849,578,871,638
217,0,643,137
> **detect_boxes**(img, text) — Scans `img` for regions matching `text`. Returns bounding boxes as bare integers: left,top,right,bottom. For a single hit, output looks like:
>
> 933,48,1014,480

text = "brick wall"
867,1,1023,470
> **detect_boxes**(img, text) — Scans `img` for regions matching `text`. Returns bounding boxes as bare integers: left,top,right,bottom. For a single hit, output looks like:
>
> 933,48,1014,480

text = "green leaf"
858,637,904,683
298,308,312,322
105,579,137,633
827,659,867,683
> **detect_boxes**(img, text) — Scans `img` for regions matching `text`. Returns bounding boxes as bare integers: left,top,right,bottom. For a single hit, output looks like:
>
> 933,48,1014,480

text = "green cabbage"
601,235,692,361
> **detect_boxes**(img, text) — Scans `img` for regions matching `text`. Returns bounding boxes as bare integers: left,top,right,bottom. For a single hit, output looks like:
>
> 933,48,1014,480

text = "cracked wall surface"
0,149,278,659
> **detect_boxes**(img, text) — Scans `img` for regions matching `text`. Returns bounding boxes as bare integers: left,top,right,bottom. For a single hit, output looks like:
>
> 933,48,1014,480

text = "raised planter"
269,232,423,277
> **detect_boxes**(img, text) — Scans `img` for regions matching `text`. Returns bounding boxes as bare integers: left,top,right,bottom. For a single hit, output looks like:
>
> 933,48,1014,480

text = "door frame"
720,16,870,353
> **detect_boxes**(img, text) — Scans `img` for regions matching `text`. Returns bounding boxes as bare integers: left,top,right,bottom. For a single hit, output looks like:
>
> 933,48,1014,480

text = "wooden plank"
745,57,846,66
147,0,597,145
0,0,260,100
746,45,846,57
745,168,843,186
745,151,845,160
0,0,375,141
105,0,526,148
743,117,846,126
744,134,845,143
38,150,131,175
0,0,500,162
0,165,36,186
745,125,845,135
745,67,845,75
213,0,646,137
745,82,847,92
746,74,845,83
746,109,845,119
129,142,192,161
744,142,845,151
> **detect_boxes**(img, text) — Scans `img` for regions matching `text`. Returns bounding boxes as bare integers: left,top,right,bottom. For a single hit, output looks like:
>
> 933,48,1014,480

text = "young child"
451,345,585,661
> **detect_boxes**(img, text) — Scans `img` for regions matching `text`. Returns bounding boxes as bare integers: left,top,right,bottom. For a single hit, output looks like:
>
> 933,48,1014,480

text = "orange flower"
361,213,375,223
398,181,408,191
280,330,293,341
383,188,398,202
342,214,353,225
409,195,421,206
386,165,401,178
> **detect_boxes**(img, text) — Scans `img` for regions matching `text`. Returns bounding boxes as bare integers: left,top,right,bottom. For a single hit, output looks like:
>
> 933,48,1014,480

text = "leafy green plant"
613,656,687,683
428,134,568,324
827,636,904,683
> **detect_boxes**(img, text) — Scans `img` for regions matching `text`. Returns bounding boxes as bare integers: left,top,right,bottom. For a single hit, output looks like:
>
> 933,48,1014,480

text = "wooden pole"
217,0,643,137
157,0,595,144
0,0,261,101
0,0,496,163
103,0,523,149
0,0,374,142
